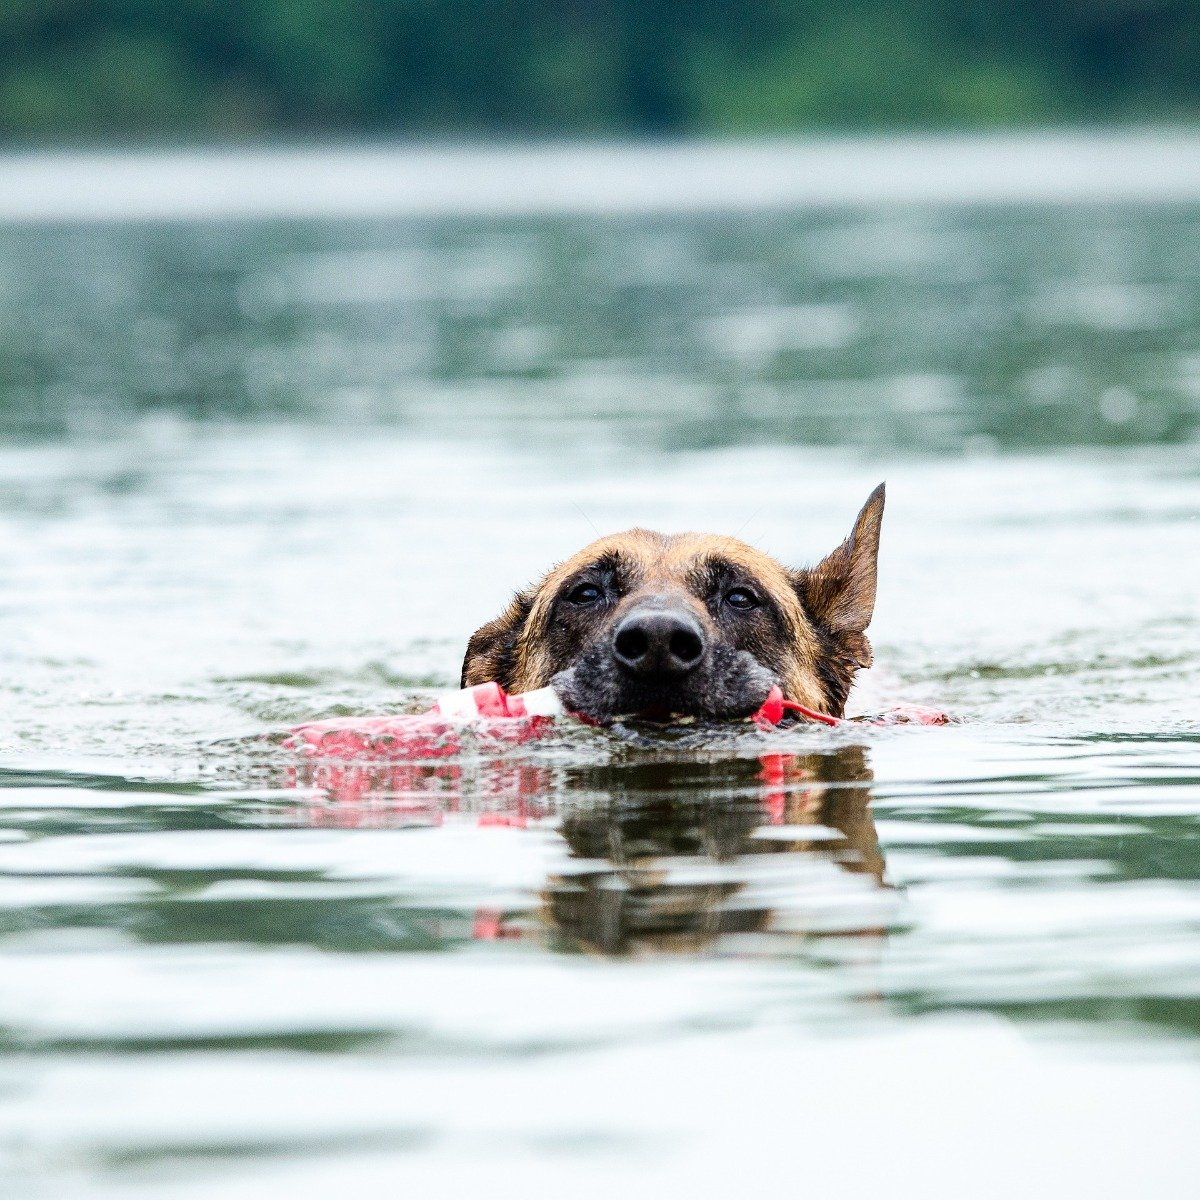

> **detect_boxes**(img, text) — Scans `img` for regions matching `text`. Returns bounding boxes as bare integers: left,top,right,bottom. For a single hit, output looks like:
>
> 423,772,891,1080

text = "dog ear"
793,483,885,668
460,591,533,688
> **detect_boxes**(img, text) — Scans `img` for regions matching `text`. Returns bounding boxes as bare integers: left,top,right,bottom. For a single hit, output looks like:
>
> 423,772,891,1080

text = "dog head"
461,483,885,721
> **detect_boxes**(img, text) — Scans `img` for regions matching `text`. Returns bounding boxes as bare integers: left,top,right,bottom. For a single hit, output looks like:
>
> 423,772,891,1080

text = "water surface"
1,139,1199,1198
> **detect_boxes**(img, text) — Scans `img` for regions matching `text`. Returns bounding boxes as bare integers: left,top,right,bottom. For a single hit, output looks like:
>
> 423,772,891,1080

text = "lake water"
1,137,1199,1198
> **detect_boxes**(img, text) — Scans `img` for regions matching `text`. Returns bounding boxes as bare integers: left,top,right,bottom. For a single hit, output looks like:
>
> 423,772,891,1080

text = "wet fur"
461,484,886,721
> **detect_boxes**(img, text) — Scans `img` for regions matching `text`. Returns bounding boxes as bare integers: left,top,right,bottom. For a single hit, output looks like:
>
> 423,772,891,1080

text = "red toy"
285,681,948,760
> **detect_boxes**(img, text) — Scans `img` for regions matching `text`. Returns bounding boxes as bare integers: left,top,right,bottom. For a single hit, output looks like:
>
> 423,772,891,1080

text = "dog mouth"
550,642,776,724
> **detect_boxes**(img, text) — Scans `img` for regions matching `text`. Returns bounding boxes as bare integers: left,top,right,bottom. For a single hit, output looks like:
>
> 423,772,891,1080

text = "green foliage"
688,10,1070,131
1,0,1199,141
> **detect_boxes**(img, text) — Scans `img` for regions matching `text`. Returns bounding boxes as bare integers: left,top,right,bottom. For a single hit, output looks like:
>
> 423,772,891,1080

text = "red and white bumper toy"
285,681,948,760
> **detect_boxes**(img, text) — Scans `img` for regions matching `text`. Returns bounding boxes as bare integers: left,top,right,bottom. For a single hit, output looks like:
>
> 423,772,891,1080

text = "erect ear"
793,483,885,668
460,591,533,689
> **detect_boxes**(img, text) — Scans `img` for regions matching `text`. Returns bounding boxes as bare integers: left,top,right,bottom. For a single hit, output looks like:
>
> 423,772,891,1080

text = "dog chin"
550,647,776,724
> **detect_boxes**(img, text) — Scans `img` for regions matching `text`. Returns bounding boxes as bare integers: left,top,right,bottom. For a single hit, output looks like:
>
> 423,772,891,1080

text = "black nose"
612,607,706,678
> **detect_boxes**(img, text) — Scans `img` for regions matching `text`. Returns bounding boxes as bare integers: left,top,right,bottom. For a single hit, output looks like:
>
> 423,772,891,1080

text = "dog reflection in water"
285,743,891,955
544,748,888,955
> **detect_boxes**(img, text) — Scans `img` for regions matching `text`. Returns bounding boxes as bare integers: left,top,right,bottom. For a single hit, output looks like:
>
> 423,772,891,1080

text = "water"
1,137,1199,1197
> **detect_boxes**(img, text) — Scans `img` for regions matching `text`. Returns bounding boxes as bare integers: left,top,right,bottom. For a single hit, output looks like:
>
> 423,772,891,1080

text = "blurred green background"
3,0,1199,143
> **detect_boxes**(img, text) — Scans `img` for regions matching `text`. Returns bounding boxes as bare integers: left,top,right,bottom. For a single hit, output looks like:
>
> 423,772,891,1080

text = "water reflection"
5,197,1200,450
285,744,893,957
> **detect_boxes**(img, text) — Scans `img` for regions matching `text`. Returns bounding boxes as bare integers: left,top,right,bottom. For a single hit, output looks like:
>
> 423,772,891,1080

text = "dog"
460,483,885,722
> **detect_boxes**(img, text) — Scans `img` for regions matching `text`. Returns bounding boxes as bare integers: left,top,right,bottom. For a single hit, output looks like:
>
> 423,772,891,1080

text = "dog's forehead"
551,529,794,590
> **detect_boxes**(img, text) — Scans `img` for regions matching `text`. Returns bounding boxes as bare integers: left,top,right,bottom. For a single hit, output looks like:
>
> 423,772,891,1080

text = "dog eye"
566,583,603,605
724,588,758,611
